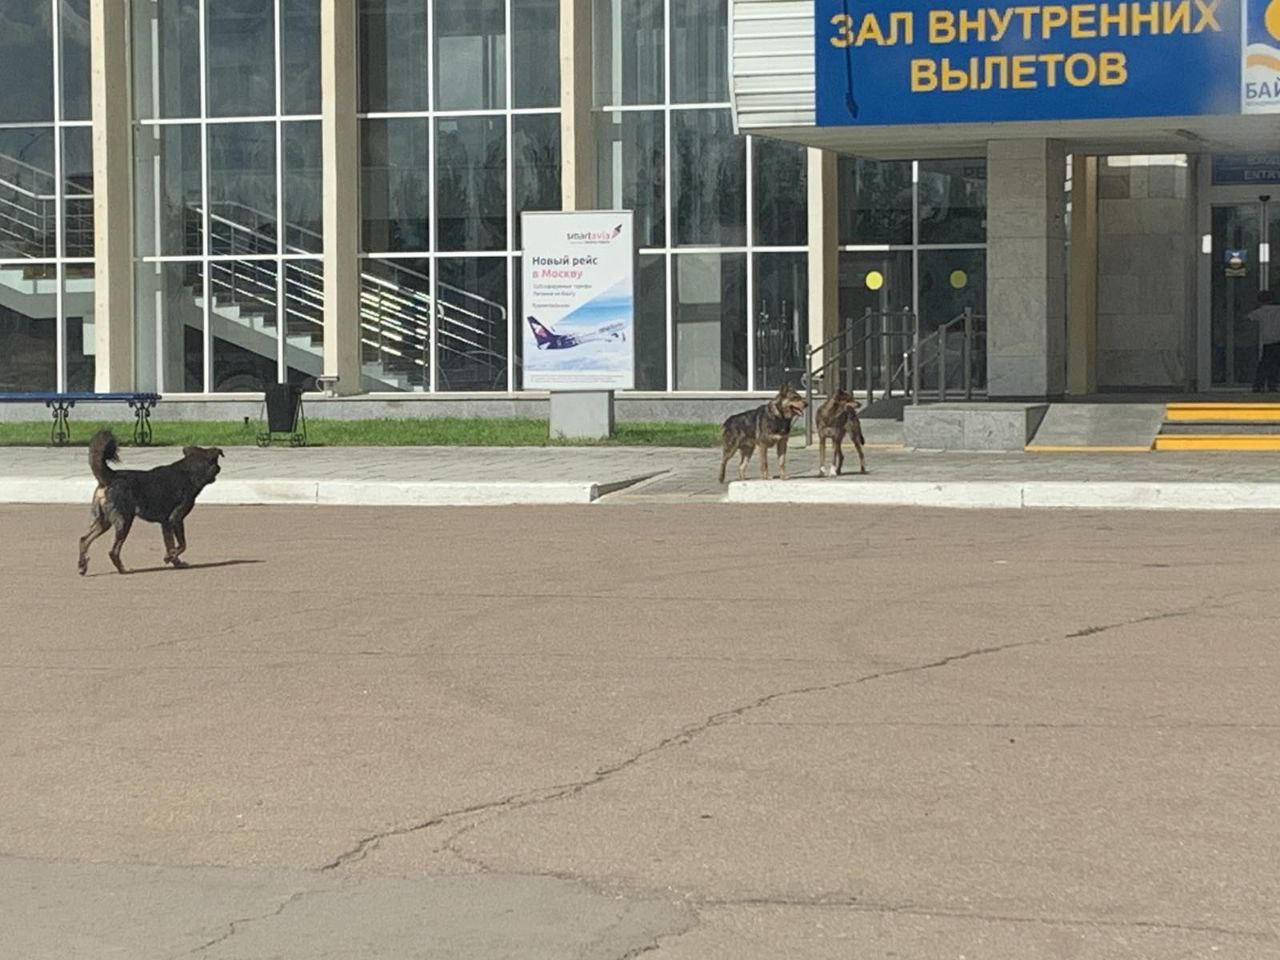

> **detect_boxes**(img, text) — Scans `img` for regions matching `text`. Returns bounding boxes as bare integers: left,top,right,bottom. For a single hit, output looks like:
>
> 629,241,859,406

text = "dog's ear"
211,447,225,461
183,445,198,458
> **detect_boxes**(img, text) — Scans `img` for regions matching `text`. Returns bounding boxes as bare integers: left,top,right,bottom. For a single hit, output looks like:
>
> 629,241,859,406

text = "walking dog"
718,383,807,482
78,430,224,575
815,389,867,477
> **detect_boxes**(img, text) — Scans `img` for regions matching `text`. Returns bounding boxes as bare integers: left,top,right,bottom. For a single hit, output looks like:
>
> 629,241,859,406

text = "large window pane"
673,109,744,247
839,251,913,319
919,159,987,244
596,110,664,249
592,0,662,106
361,258,431,391
209,260,279,392
132,0,200,119
285,260,324,387
134,123,202,257
0,4,53,123
752,137,807,247
361,118,430,253
208,123,277,256
839,157,912,246
282,0,321,114
63,126,93,258
671,0,728,104
284,121,322,252
436,257,509,391
435,0,505,111
136,261,204,392
674,253,745,390
0,263,56,389
754,253,807,391
513,0,559,108
436,117,506,252
207,0,276,118
635,254,666,390
64,263,94,390
61,0,91,121
512,114,561,250
0,128,56,259
359,0,429,112
918,249,987,392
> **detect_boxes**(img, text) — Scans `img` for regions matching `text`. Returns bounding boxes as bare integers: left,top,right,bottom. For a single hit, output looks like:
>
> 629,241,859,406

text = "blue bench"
0,392,161,446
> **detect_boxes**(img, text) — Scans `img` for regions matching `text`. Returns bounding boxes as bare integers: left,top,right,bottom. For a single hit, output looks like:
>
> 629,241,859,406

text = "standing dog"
78,430,224,575
718,383,807,482
815,389,868,477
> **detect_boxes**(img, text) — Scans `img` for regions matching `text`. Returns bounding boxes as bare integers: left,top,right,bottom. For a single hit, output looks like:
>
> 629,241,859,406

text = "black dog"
78,430,224,575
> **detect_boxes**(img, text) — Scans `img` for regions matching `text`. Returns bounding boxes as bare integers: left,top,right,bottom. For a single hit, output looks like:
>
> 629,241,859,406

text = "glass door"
1209,201,1280,387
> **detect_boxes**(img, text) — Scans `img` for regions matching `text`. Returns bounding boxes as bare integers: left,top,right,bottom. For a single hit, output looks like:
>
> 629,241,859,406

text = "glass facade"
132,0,324,393
0,0,94,391
358,0,561,393
14,0,994,398
594,0,809,391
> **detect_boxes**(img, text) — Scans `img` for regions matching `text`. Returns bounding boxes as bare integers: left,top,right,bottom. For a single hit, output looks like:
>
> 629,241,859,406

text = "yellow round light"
949,269,968,289
1267,0,1280,41
865,270,884,291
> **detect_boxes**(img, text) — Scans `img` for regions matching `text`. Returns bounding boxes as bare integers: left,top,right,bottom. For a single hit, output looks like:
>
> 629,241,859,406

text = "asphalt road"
3,503,1279,959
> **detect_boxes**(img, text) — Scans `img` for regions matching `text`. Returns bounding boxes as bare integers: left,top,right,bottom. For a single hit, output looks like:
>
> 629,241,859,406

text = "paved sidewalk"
2,443,1279,507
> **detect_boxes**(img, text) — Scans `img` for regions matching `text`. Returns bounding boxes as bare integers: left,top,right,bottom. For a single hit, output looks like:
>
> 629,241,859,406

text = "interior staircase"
1156,403,1280,451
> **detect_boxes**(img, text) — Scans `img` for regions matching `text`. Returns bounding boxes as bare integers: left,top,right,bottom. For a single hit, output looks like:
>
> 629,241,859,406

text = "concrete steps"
1155,403,1280,451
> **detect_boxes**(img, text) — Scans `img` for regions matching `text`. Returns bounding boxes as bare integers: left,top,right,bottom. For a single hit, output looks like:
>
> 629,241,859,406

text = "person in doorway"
1252,290,1280,392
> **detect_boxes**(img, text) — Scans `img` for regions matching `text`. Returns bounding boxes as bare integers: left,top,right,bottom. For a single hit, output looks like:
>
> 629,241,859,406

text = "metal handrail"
803,306,987,444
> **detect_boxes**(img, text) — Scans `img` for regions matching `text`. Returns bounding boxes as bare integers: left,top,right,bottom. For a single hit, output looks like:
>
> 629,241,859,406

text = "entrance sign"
521,211,635,391
816,0,1280,127
1212,152,1280,183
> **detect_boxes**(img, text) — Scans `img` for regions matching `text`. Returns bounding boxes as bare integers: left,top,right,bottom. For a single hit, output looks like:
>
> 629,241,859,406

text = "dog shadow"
87,559,264,577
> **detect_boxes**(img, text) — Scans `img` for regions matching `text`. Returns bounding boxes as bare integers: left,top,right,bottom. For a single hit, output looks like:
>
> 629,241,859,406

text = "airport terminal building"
3,0,1280,404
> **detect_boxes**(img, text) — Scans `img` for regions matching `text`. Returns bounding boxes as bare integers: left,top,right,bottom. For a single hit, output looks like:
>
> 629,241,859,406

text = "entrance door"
1209,201,1280,387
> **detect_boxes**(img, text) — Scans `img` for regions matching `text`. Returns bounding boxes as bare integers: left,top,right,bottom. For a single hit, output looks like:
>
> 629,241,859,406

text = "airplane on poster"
527,316,626,350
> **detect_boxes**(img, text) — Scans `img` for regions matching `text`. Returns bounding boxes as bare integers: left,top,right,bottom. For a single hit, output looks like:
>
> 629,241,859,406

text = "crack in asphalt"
319,601,1209,876
178,890,313,958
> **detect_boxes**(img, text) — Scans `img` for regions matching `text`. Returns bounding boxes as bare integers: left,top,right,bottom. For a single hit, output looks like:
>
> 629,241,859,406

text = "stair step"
1155,434,1280,451
1160,422,1280,435
1165,403,1280,422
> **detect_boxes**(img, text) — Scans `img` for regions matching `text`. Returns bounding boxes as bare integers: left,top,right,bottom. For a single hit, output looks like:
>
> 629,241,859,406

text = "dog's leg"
819,435,828,477
170,517,189,565
161,522,186,567
834,434,845,476
852,427,867,474
757,443,770,480
78,514,110,576
718,444,734,484
107,516,134,574
737,447,750,481
778,438,789,480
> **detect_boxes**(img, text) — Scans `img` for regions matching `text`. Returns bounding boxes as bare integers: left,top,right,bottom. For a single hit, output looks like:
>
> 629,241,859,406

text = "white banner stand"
521,210,635,441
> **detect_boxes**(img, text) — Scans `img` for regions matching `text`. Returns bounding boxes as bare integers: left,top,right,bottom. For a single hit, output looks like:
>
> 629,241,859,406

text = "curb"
0,477,622,507
726,479,1280,510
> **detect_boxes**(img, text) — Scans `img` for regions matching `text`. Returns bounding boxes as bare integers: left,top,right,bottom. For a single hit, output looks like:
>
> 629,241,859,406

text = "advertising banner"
521,211,635,391
816,0,1280,127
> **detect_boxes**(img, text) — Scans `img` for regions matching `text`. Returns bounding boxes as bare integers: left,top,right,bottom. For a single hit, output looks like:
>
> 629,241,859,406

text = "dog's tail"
88,429,120,484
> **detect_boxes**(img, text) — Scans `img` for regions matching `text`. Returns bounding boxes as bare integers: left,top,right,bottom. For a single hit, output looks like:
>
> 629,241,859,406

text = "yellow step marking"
1155,434,1280,451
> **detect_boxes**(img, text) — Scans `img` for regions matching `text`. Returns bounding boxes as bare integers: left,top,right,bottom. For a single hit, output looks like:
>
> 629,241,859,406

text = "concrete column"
986,138,1067,398
321,0,361,394
806,148,839,370
1067,155,1099,395
560,0,595,210
91,0,134,390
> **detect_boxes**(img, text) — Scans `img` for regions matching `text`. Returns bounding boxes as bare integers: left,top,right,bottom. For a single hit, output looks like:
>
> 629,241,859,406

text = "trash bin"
264,382,303,434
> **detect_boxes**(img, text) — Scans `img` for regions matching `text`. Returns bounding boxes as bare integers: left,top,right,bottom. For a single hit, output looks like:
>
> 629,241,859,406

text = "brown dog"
815,389,867,477
78,430,224,575
718,383,807,482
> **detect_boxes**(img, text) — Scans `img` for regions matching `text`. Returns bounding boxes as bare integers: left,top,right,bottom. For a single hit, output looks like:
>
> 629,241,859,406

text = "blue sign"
1212,153,1280,183
816,1,1278,127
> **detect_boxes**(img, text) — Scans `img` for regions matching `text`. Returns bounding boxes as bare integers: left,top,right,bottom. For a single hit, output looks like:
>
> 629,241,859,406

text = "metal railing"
803,307,987,444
